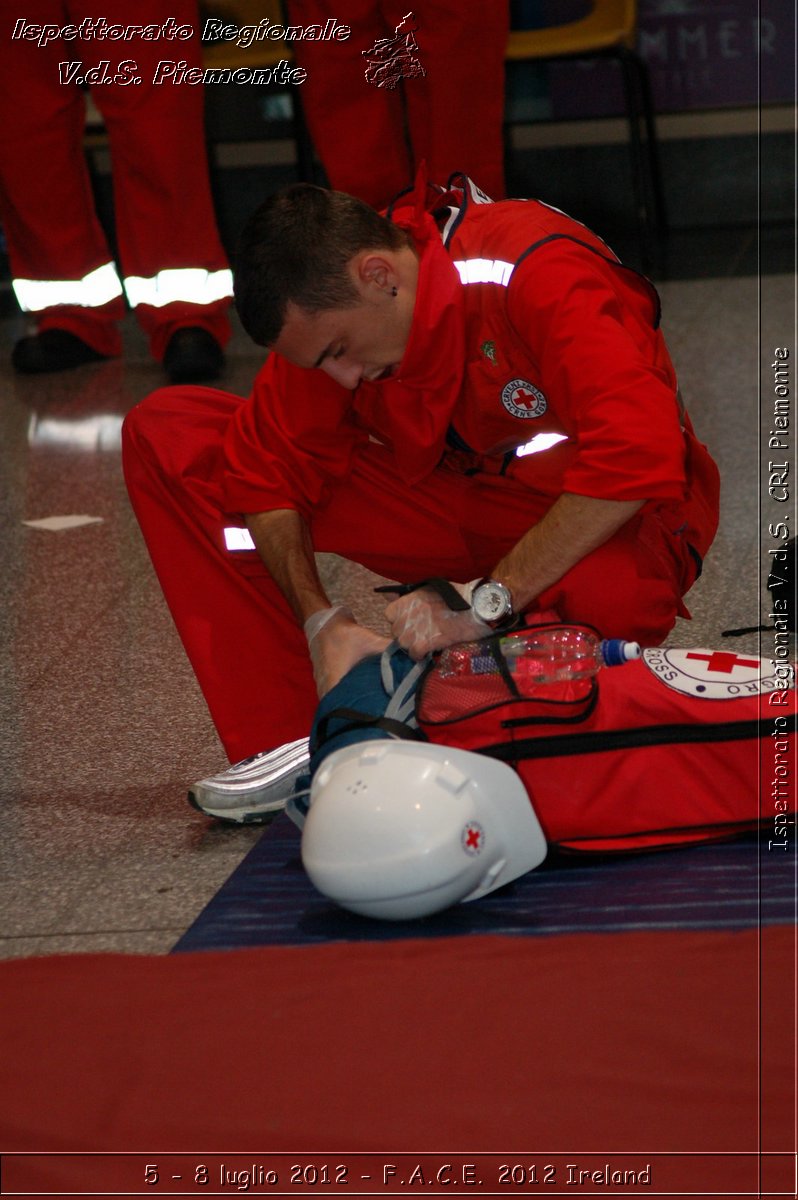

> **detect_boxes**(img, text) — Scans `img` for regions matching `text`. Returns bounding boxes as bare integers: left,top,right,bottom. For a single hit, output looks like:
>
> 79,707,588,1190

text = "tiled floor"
0,231,792,960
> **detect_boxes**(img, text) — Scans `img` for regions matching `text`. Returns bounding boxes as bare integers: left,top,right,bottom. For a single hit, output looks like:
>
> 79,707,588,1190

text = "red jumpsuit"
287,1,508,207
123,176,720,762
0,1,231,360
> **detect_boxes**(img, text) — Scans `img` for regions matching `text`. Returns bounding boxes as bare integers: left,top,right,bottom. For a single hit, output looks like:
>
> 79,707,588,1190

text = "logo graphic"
642,646,791,699
481,339,498,365
501,379,547,419
462,822,485,855
363,11,425,89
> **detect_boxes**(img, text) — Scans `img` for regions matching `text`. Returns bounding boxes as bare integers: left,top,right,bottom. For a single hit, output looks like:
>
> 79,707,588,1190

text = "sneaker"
188,736,310,824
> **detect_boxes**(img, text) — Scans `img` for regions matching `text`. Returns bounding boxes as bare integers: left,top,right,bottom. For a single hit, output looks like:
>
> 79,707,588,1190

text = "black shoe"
12,329,110,374
163,326,225,383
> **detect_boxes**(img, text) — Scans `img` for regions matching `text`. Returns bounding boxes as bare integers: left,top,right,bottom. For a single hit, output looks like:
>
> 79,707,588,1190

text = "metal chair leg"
631,49,669,236
615,46,667,267
616,48,648,231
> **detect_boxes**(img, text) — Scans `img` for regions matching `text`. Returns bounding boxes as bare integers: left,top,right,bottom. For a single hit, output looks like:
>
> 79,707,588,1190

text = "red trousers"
123,387,705,764
289,1,508,208
0,1,230,360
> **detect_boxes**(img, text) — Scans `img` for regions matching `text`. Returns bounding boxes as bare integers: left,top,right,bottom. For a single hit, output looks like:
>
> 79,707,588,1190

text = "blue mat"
173,815,797,952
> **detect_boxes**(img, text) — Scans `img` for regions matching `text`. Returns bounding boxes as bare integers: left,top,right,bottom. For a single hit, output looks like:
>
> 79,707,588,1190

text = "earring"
391,286,398,297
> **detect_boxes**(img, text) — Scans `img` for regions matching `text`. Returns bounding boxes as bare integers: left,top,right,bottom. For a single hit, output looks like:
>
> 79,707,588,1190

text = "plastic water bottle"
439,627,641,684
501,627,640,686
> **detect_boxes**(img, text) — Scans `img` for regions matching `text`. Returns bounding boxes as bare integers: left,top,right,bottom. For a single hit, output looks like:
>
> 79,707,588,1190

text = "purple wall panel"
534,0,795,117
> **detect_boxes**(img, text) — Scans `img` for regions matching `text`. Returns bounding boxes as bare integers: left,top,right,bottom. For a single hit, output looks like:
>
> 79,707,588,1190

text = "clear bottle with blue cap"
439,626,641,685
501,627,641,685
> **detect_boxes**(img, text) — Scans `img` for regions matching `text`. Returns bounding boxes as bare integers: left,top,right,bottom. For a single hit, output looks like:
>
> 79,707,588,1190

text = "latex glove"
304,605,390,697
383,581,490,660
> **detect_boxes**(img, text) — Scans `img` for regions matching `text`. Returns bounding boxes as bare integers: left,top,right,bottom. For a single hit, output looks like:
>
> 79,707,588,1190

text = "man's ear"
355,252,395,294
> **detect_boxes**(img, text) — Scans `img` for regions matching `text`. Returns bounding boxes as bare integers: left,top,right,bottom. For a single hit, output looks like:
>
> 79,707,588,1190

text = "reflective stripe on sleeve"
515,433,568,457
124,267,233,309
13,262,124,312
453,258,514,286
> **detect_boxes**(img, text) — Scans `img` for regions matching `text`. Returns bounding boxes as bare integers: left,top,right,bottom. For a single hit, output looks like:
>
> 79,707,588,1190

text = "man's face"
271,250,417,390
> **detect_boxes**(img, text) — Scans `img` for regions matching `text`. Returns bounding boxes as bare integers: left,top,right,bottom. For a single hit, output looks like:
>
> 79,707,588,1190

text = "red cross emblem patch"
462,821,485,856
642,646,788,699
501,378,547,420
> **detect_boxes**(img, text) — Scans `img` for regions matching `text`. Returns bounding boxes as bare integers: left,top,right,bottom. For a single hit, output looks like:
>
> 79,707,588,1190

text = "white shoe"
188,737,310,824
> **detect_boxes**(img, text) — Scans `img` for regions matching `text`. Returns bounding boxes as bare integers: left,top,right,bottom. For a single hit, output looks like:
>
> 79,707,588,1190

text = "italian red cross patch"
642,646,789,699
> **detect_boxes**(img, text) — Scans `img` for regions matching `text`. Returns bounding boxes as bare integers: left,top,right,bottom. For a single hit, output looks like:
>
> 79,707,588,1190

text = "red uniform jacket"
221,175,718,556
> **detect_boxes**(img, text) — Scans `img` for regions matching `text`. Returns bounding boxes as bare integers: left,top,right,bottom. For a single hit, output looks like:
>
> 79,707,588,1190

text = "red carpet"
0,927,794,1197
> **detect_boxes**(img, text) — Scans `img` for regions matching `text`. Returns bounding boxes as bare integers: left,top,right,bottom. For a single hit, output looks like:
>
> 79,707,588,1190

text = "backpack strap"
314,708,424,746
374,577,471,611
381,643,428,725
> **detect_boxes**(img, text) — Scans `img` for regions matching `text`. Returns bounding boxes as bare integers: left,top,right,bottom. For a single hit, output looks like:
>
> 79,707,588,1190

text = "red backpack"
415,622,795,854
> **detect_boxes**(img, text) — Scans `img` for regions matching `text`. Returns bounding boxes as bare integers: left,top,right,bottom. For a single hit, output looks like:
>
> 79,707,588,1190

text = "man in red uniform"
0,1,231,379
123,175,719,817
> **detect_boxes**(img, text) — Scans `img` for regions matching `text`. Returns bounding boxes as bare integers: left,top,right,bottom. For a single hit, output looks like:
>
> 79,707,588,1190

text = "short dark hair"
233,184,412,346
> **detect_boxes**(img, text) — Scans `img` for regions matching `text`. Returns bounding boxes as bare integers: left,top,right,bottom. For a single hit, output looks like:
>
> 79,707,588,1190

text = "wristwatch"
470,578,514,628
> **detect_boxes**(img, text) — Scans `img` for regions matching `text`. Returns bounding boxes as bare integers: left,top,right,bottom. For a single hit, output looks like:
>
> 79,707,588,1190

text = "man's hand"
246,510,390,694
383,583,490,660
304,605,390,696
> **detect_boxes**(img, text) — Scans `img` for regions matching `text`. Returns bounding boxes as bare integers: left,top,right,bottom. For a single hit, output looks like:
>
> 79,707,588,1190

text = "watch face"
473,582,510,623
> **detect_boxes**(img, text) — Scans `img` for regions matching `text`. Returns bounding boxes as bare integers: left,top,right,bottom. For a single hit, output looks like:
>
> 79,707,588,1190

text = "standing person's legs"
287,0,413,209
94,0,232,364
0,3,125,362
401,0,508,199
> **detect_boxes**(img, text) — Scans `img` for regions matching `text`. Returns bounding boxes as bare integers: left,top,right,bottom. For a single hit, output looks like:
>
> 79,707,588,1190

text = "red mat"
0,928,794,1198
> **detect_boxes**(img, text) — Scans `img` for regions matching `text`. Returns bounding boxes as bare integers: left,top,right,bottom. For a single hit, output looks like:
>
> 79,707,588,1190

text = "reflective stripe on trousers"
14,264,233,312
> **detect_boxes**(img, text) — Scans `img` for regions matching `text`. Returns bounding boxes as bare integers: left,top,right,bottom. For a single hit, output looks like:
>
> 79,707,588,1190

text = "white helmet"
301,740,547,920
